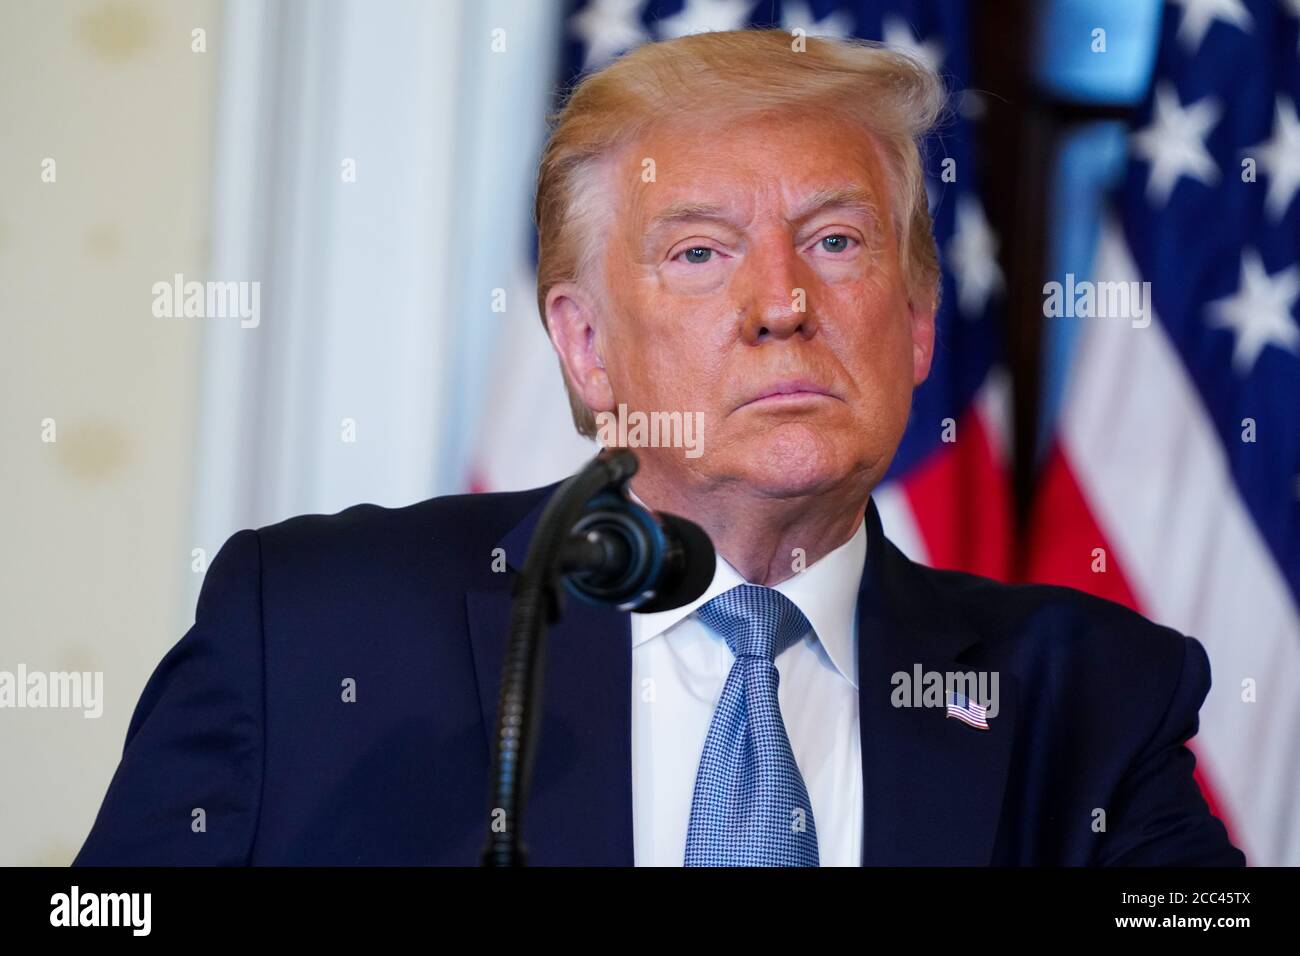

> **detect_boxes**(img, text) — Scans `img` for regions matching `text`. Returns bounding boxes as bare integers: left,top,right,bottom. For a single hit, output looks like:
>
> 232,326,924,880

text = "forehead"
615,111,892,228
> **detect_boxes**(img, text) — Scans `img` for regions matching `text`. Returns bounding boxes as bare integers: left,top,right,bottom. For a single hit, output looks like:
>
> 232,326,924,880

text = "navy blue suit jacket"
74,484,1245,866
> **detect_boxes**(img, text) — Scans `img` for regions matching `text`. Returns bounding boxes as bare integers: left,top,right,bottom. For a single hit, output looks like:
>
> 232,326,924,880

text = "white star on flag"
881,15,944,74
656,0,752,39
570,0,650,70
947,195,1003,318
1246,96,1300,221
1205,249,1300,375
780,0,853,39
1131,82,1221,207
1168,0,1253,54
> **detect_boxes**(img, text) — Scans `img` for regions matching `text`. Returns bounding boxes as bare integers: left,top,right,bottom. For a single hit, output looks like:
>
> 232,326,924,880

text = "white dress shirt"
628,501,866,866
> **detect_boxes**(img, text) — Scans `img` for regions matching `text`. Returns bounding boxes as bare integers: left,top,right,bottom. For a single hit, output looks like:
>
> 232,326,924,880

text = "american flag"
473,0,1014,584
946,690,989,730
1027,0,1300,865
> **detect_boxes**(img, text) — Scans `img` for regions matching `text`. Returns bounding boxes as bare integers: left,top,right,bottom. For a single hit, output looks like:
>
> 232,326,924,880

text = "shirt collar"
626,488,865,689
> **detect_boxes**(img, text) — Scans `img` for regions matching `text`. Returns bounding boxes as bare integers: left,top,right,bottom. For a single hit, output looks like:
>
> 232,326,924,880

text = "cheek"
820,303,917,434
827,282,914,368
621,281,736,387
605,308,725,409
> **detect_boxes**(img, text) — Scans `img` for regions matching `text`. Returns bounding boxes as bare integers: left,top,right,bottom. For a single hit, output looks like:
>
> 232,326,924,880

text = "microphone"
558,491,715,613
482,448,713,866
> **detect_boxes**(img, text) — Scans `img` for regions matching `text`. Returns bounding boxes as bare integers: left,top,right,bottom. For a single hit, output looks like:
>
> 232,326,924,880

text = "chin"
725,420,862,499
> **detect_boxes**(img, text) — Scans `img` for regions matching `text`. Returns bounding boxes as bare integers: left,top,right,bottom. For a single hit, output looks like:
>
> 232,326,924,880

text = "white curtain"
190,0,564,602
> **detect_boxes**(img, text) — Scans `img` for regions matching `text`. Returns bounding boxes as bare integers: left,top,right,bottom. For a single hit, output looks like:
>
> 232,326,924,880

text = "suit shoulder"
911,560,1191,667
246,484,556,586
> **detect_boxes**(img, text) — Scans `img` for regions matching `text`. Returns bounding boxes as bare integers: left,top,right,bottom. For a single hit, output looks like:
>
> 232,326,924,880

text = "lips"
736,378,838,410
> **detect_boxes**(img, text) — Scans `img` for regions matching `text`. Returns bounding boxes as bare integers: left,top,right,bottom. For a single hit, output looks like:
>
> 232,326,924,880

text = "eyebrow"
644,202,741,232
791,185,881,224
642,184,880,243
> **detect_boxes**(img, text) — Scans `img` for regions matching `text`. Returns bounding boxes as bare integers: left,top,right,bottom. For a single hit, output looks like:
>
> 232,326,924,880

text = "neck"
629,469,870,586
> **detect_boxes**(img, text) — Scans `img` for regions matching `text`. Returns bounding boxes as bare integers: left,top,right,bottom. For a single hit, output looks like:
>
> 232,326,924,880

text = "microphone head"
634,512,715,614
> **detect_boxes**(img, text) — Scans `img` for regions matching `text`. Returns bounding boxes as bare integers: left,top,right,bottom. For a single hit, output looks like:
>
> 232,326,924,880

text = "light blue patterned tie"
684,584,820,866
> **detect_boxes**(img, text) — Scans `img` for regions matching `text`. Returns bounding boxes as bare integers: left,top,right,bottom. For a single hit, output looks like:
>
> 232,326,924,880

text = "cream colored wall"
0,0,218,865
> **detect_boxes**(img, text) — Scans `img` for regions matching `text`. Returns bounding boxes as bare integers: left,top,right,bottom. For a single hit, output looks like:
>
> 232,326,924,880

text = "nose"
738,234,819,345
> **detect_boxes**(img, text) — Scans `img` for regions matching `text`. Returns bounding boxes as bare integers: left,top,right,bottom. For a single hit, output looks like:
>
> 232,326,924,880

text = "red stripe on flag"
902,408,1013,581
1023,443,1140,608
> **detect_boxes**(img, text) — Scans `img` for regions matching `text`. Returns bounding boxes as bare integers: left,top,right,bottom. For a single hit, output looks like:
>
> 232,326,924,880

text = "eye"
818,234,856,254
676,246,714,264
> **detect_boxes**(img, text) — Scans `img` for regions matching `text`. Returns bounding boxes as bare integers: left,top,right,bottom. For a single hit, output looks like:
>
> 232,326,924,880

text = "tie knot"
696,584,811,662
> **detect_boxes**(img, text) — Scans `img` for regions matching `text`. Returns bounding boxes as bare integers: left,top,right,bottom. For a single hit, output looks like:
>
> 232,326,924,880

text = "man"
75,30,1244,866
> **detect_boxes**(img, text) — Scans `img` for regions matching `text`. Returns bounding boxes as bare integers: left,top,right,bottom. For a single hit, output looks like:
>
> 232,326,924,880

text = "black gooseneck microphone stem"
480,448,637,867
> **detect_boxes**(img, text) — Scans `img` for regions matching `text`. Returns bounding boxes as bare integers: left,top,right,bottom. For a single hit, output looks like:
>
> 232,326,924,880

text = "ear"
908,291,937,387
545,281,616,415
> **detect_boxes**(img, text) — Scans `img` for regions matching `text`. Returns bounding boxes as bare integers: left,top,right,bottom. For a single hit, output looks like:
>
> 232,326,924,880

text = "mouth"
735,378,839,411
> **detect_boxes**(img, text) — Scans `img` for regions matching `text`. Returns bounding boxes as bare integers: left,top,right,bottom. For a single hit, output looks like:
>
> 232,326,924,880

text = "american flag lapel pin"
946,691,990,730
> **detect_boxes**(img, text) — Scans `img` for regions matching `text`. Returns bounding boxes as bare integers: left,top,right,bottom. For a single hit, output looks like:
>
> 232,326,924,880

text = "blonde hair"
534,28,947,437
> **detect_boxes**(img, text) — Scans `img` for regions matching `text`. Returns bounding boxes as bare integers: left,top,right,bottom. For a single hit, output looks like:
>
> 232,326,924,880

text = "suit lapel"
857,499,1018,865
465,491,634,866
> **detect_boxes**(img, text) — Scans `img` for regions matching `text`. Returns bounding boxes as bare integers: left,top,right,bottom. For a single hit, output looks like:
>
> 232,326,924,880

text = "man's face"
549,110,935,501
